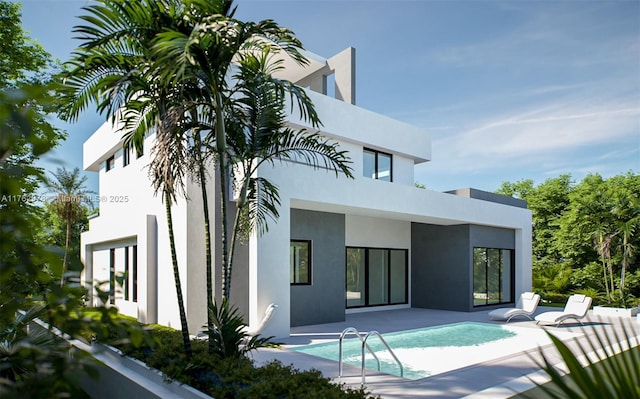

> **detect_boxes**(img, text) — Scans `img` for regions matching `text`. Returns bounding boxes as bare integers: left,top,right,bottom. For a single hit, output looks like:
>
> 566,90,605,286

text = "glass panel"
368,249,389,305
109,248,115,304
346,248,365,307
487,249,500,304
390,250,406,303
473,248,487,306
132,245,138,302
501,249,512,303
123,148,130,167
363,149,376,179
377,152,392,182
290,241,310,284
124,246,129,300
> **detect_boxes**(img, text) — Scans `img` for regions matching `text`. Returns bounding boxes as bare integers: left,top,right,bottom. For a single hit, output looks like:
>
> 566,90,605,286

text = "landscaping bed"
85,311,376,399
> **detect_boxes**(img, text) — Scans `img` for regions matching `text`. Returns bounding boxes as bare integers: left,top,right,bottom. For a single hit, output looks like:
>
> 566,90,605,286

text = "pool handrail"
361,331,404,384
338,327,381,377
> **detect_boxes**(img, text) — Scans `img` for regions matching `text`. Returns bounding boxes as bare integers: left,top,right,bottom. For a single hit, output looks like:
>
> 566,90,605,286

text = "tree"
150,0,352,301
149,0,353,352
223,48,353,296
149,0,308,302
63,0,354,357
0,1,49,89
62,0,194,357
1,1,66,314
46,167,94,284
498,173,640,305
1,3,147,396
39,201,91,269
497,175,572,263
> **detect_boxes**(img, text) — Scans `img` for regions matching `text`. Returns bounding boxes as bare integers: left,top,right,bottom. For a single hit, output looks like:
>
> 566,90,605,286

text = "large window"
363,148,392,182
473,247,513,306
290,240,311,285
346,247,407,308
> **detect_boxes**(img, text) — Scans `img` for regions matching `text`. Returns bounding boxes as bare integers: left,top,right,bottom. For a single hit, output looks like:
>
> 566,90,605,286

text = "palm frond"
532,320,640,399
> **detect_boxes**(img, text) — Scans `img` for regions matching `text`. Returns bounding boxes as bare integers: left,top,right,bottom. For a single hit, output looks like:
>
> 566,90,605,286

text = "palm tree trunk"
194,135,215,353
164,190,192,357
61,212,71,286
598,233,611,301
214,90,231,300
620,232,629,306
601,258,610,302
226,163,250,300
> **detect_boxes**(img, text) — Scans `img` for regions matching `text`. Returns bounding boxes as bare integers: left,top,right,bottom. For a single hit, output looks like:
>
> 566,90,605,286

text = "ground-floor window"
473,247,513,306
123,245,138,302
346,247,407,308
290,240,311,285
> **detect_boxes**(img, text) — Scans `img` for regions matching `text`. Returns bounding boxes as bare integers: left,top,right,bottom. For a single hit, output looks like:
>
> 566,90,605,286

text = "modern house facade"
80,47,532,338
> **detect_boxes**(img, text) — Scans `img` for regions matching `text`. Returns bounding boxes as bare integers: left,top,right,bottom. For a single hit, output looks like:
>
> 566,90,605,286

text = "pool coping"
249,307,639,399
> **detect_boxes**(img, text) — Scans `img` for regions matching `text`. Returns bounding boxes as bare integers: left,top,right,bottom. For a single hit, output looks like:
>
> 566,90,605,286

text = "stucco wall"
290,209,346,326
411,223,518,312
411,223,470,311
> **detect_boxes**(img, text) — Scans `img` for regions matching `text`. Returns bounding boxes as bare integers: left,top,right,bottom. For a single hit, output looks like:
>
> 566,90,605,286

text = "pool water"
291,322,521,380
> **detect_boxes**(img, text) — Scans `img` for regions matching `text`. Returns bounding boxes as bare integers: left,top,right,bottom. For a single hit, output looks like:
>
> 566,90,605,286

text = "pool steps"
338,327,404,384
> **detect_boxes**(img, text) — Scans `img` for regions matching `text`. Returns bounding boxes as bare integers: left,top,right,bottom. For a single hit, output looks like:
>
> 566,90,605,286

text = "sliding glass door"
473,247,513,306
346,247,407,308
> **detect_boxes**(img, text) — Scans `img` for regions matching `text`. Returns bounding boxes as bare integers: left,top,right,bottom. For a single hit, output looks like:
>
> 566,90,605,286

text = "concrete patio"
250,307,639,398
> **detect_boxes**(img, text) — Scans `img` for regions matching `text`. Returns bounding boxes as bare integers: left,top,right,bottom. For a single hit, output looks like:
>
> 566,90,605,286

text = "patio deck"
250,307,639,398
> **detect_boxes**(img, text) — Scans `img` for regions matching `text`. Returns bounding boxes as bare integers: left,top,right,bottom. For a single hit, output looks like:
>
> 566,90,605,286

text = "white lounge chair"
535,294,592,327
244,303,278,337
488,292,541,323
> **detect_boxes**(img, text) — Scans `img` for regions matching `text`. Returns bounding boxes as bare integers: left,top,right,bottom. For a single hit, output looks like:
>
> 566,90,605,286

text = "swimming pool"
291,322,572,380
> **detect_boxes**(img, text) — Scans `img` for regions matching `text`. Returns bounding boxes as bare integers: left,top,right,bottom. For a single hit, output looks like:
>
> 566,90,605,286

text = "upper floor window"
106,155,115,172
123,148,130,167
290,240,311,285
363,148,392,182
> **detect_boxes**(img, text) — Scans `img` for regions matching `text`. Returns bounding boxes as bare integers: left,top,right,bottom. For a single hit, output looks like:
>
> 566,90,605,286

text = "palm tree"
61,0,193,357
150,0,335,300
46,167,93,285
148,0,324,352
612,192,639,306
223,49,353,295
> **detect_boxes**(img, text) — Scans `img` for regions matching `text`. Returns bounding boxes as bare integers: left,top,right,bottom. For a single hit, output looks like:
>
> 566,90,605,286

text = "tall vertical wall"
290,209,346,326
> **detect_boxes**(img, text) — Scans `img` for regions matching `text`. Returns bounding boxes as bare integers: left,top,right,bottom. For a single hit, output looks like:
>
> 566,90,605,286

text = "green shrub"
541,292,570,305
232,360,375,399
573,287,603,305
206,298,277,359
112,323,376,398
569,262,604,291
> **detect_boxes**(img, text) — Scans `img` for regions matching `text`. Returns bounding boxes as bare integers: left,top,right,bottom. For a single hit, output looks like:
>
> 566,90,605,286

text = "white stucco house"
80,47,532,338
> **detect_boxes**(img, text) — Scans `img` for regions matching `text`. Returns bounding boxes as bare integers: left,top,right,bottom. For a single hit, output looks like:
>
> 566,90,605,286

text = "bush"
540,292,570,305
570,262,604,291
573,287,603,305
112,324,377,398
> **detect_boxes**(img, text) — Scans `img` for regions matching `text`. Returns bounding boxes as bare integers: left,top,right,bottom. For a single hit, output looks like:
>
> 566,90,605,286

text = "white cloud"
425,86,639,175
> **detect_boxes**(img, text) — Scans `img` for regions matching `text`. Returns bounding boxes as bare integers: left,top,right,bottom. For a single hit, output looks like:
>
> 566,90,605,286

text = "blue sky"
18,0,640,193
